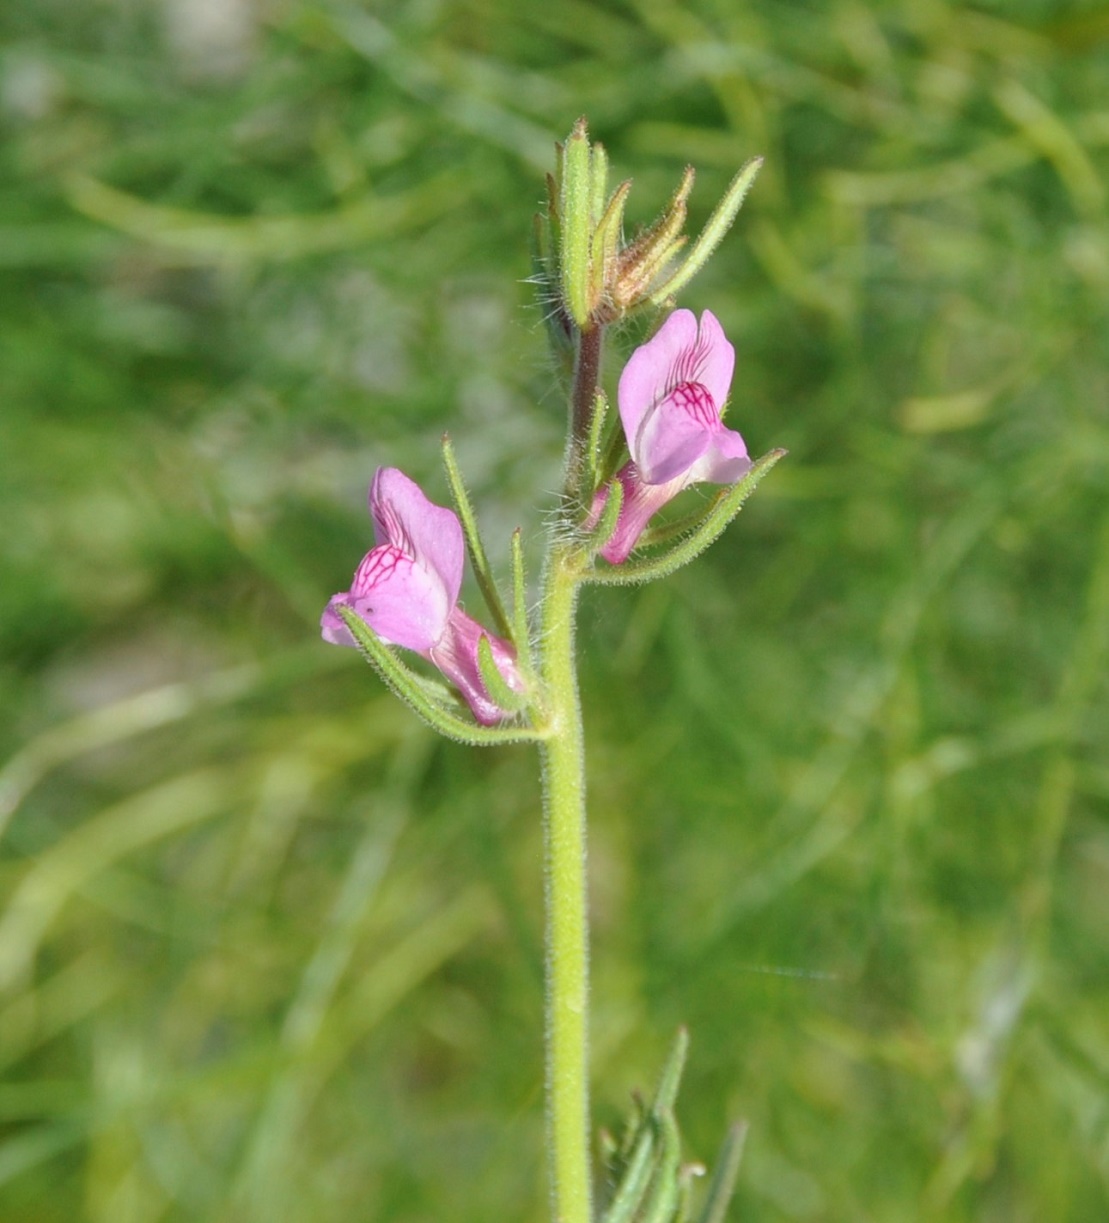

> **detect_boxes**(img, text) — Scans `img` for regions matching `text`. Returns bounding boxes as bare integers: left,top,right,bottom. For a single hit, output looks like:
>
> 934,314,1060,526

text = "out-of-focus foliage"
1,0,1108,1219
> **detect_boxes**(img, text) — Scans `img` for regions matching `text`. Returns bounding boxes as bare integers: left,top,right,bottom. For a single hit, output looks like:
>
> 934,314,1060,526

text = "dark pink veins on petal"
667,381,718,426
352,544,411,599
669,333,712,388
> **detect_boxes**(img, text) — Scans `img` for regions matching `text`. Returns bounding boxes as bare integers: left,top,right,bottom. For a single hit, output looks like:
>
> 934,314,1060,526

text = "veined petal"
344,543,453,652
618,308,699,444
369,467,464,608
635,381,716,484
695,310,735,410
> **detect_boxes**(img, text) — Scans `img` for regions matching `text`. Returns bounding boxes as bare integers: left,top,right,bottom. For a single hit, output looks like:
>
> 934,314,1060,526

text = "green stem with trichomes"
539,540,591,1223
539,311,603,1222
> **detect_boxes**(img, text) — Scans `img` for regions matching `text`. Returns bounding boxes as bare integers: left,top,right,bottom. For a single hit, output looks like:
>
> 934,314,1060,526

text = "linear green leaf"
601,1124,657,1223
510,528,534,676
640,1111,683,1223
584,476,624,556
650,1027,690,1117
648,156,763,305
695,1123,748,1223
441,433,513,640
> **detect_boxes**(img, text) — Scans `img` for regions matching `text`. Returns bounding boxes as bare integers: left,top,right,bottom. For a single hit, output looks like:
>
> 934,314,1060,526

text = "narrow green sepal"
584,448,786,586
600,1028,691,1223
640,1111,682,1223
601,1121,657,1223
441,433,513,640
651,1026,690,1117
510,528,534,675
585,476,624,555
694,1123,748,1223
561,117,593,328
590,180,632,314
477,632,528,714
649,156,763,306
587,389,610,487
337,606,544,746
597,405,630,486
617,1093,648,1164
590,141,609,224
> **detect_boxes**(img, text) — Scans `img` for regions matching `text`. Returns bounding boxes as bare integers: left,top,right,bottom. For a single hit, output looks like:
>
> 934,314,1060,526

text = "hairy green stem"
539,541,591,1223
567,324,604,503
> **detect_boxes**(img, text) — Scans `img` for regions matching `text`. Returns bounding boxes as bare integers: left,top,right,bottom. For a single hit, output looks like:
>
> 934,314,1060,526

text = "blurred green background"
2,0,1108,1219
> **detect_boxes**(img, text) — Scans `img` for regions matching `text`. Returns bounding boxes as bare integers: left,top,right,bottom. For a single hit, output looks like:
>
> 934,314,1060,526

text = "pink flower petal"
618,308,699,446
635,381,717,484
695,310,735,410
369,467,464,609
687,424,751,485
339,543,452,652
321,595,358,647
596,309,748,564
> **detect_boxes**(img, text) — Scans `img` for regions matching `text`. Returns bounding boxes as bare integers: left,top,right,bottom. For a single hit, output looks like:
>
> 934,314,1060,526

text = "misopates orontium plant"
322,118,784,1223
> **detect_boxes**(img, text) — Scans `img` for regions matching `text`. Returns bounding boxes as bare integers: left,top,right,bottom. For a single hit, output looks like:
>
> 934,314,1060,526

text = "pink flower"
322,467,525,725
593,309,750,563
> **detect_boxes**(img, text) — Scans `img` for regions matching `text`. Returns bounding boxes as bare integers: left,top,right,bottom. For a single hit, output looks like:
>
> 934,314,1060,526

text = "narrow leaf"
601,1124,657,1223
640,1112,683,1223
590,141,609,224
590,179,632,307
649,157,763,306
587,389,610,488
441,434,513,640
585,477,624,555
597,403,630,485
650,1027,690,1118
585,449,786,587
695,1123,748,1223
510,528,534,675
617,1094,648,1164
337,607,544,746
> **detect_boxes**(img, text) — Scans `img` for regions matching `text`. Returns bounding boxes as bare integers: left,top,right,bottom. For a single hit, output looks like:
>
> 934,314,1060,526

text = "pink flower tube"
321,467,524,725
593,308,751,563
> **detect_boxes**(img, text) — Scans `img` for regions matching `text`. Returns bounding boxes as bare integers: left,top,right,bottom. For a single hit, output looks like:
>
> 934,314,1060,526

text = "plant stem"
539,540,591,1223
539,313,603,1222
566,323,604,503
